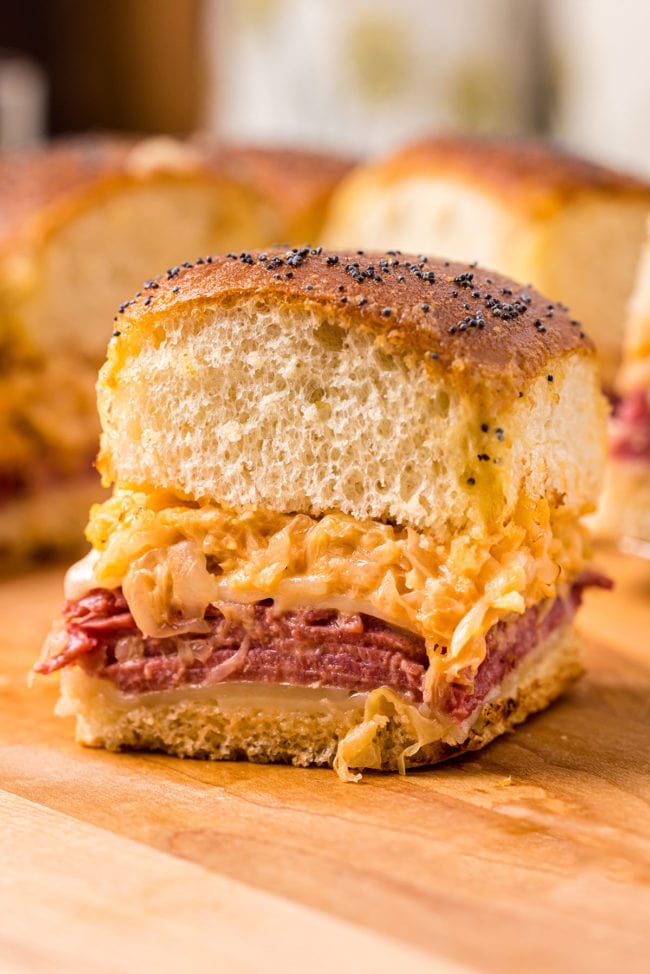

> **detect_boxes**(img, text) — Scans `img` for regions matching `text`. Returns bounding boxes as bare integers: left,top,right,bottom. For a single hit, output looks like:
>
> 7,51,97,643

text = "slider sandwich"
595,221,650,545
0,136,349,563
36,249,609,780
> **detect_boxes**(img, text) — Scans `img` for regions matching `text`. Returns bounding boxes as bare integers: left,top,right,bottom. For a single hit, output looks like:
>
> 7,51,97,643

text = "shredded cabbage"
122,541,214,637
333,687,462,782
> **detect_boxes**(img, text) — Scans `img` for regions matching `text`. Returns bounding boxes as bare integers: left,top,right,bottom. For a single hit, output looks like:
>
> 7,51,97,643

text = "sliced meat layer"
610,388,650,460
39,595,428,701
442,594,568,720
36,574,610,722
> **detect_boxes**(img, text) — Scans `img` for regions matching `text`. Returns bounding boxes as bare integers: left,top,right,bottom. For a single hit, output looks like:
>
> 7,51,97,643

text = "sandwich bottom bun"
56,625,581,782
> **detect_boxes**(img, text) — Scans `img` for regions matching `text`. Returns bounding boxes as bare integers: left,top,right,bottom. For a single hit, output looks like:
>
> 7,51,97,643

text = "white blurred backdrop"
203,0,650,176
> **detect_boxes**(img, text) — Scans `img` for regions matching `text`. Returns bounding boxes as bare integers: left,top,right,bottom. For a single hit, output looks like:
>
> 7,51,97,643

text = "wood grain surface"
0,545,648,973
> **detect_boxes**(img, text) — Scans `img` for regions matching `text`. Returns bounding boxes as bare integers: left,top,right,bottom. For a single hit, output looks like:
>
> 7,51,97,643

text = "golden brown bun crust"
0,137,133,249
0,136,351,255
364,136,650,217
111,247,595,393
205,144,353,241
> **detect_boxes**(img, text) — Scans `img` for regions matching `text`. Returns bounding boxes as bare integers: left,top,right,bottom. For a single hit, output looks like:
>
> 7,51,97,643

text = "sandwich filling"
54,488,592,685
36,486,606,777
39,580,592,720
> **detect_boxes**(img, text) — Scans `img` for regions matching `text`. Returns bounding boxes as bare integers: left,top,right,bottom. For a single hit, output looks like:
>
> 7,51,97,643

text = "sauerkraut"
333,687,457,782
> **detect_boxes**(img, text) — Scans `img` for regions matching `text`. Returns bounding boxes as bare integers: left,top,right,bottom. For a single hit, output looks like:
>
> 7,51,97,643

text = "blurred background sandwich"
0,135,349,564
323,138,650,390
595,222,650,546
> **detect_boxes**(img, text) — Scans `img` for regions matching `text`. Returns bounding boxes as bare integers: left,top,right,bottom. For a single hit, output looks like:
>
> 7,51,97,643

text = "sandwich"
323,136,650,389
35,248,609,781
594,220,650,546
0,136,350,564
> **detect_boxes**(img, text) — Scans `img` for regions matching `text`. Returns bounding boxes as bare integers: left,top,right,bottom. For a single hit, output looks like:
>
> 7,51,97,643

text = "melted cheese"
80,488,590,691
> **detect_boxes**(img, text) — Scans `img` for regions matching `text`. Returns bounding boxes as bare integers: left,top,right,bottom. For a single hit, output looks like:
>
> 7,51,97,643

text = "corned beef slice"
37,574,609,722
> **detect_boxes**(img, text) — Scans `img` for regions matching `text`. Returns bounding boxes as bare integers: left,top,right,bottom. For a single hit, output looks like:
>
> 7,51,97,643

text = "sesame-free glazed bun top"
98,248,607,539
323,137,650,387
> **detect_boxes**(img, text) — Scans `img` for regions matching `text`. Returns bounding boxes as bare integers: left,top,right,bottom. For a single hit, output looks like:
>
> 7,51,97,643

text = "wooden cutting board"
0,545,648,973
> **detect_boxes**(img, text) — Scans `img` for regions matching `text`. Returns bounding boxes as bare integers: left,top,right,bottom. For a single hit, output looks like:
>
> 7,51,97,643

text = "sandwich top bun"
98,247,606,539
323,137,650,387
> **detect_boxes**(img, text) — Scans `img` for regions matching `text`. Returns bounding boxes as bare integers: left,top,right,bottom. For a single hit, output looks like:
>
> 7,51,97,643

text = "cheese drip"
82,488,589,690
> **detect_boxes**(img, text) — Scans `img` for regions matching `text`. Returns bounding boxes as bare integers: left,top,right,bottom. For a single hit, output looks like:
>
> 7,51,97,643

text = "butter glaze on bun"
38,248,609,780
